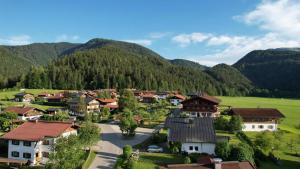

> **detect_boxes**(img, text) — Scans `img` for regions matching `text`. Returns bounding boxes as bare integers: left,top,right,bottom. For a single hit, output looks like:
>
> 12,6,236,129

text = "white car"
147,145,163,153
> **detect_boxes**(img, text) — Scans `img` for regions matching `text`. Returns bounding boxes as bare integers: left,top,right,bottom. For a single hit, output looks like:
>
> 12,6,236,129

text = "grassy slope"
218,96,300,169
0,89,63,110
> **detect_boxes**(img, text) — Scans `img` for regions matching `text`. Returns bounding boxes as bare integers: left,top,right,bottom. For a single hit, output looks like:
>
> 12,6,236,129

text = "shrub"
228,115,243,133
214,116,229,130
184,156,191,164
215,141,231,160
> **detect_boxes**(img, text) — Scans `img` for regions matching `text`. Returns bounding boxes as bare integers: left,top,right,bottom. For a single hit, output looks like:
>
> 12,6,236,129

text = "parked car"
147,145,163,153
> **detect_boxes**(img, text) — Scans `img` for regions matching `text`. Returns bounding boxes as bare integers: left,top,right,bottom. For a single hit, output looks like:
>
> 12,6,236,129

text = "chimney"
214,163,221,169
213,158,222,169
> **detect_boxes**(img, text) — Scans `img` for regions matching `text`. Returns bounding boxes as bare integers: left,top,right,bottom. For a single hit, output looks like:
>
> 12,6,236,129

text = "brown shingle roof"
230,108,285,119
4,107,36,116
2,121,75,141
97,98,116,103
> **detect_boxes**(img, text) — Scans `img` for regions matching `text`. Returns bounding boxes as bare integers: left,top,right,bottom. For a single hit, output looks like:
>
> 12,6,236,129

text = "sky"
1,0,300,66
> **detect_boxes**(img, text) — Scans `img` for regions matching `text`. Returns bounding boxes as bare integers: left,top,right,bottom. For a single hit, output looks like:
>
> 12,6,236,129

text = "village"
0,88,288,169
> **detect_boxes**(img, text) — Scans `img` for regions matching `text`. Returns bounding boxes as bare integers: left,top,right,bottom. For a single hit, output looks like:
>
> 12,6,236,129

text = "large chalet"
181,94,220,118
229,108,285,132
1,121,77,166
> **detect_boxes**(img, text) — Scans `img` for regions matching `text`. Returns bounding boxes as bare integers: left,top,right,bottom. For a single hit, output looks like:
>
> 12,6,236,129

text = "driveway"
89,124,154,169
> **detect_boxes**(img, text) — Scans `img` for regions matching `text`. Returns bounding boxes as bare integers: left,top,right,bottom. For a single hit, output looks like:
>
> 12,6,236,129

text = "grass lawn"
218,96,300,134
134,153,184,169
82,151,96,169
0,89,63,110
218,96,300,169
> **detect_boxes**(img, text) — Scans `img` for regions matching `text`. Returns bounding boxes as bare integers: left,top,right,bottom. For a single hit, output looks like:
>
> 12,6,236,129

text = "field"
219,96,300,169
0,89,63,110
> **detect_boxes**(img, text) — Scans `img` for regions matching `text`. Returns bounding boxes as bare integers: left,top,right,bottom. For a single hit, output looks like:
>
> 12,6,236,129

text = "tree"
254,131,274,152
230,143,254,164
0,112,18,131
215,141,231,160
214,116,229,130
118,90,137,111
46,135,85,169
101,107,111,120
40,111,69,121
77,97,87,117
78,121,100,148
228,115,243,133
123,145,133,159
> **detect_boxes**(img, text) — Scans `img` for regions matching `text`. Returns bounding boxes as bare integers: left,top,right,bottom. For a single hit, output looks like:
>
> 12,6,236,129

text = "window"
11,151,19,157
189,146,193,151
12,140,20,145
42,152,50,158
258,125,264,129
252,125,255,129
23,153,31,159
43,139,50,145
268,125,274,129
23,141,31,147
195,146,199,151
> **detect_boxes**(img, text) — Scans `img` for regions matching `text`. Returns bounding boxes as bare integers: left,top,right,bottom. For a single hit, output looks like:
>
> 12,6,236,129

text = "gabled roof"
165,117,216,143
230,108,285,119
2,121,75,141
14,92,34,97
182,95,220,105
96,98,116,103
4,106,43,116
169,94,186,100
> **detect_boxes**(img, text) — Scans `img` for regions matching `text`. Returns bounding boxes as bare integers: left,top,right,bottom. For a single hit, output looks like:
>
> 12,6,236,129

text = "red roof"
103,104,119,109
4,107,35,116
230,108,285,119
97,98,117,103
2,121,75,141
170,94,186,100
47,95,64,100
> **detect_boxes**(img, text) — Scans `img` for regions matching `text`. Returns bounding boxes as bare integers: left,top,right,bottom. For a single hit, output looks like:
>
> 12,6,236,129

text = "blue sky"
1,0,300,66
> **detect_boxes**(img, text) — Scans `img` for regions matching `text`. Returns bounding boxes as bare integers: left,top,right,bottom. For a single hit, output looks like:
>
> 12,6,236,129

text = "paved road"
89,124,154,169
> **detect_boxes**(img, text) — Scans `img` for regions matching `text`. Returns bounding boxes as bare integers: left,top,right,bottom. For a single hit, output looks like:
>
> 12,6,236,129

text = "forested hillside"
170,59,207,71
18,39,252,95
234,49,300,97
0,43,78,88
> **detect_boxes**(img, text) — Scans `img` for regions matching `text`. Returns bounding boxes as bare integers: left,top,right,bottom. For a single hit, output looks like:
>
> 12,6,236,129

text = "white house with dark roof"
229,108,285,132
165,117,216,154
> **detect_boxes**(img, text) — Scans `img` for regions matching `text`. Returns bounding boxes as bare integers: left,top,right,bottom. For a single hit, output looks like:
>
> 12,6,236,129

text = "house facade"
4,107,44,121
1,121,77,165
14,93,35,103
165,117,216,155
169,94,186,106
68,96,100,116
181,95,220,118
229,108,285,132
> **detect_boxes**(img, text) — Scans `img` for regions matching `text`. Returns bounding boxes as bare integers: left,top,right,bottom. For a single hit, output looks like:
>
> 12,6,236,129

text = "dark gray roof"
165,117,216,143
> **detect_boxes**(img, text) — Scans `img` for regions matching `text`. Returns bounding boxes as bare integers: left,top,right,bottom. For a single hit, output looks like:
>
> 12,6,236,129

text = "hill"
234,49,300,97
0,43,78,87
205,64,253,96
169,59,207,71
18,39,251,95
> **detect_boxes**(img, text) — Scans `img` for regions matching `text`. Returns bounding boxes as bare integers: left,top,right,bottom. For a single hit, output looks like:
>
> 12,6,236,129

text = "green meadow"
219,96,300,169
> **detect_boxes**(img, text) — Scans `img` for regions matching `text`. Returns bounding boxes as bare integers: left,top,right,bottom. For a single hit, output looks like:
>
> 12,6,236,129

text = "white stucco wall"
8,140,38,165
243,122,278,132
181,142,215,155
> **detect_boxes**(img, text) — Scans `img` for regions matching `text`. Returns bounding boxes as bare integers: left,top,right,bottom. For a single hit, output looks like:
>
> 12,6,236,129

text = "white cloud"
0,35,31,45
124,39,152,46
192,33,300,66
172,33,211,47
173,0,300,66
55,34,79,42
237,0,300,39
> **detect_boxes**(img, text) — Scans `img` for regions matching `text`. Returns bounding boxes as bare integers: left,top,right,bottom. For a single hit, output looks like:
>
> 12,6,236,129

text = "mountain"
234,48,300,97
205,64,253,96
0,43,78,87
17,39,251,95
170,59,207,71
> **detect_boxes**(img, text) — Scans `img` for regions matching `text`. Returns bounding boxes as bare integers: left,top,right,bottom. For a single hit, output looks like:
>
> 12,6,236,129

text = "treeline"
18,44,251,96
